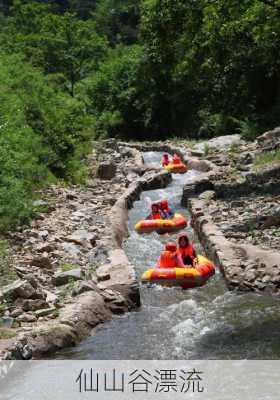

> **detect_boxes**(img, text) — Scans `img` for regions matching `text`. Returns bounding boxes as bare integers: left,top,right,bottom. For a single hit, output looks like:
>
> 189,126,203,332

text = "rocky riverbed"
209,194,280,252
1,128,280,359
0,139,170,359
183,128,280,296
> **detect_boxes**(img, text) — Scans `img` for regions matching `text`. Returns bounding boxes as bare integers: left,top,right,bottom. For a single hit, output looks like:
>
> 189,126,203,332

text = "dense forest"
0,0,280,229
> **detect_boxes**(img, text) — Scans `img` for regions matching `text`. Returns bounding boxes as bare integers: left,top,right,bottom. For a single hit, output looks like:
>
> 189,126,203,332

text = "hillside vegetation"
0,0,279,229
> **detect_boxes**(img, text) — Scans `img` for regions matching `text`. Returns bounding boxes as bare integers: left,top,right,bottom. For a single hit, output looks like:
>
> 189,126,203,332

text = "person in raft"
160,199,174,219
146,202,163,220
162,153,170,167
177,233,197,266
156,242,185,269
172,153,182,165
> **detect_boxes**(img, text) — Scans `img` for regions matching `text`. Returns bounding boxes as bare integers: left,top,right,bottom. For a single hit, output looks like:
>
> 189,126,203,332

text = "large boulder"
194,134,242,152
17,313,37,323
97,161,117,180
187,158,214,172
53,269,83,286
59,291,111,338
2,280,36,300
71,281,98,297
257,127,280,151
22,299,49,312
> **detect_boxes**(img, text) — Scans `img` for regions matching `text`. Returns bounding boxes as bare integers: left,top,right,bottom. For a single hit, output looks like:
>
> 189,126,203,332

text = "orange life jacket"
158,251,178,268
177,245,195,259
173,156,181,165
151,212,162,220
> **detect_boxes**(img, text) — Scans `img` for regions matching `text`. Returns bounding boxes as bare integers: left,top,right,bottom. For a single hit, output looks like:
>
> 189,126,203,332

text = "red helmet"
165,242,177,252
163,153,169,158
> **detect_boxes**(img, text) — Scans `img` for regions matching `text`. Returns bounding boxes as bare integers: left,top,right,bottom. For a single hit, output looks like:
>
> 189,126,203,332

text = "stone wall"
189,198,280,296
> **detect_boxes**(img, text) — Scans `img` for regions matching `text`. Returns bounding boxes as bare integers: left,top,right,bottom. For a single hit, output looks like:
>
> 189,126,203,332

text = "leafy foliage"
1,0,280,229
0,52,91,229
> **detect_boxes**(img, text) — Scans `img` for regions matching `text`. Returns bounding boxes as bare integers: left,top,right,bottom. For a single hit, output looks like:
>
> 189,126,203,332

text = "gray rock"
21,344,32,360
45,290,59,305
96,264,111,282
194,135,242,152
17,313,37,323
22,299,49,312
239,152,254,165
2,280,36,301
33,200,49,208
10,307,23,318
66,229,97,247
62,242,81,256
71,281,98,297
244,271,256,282
71,211,86,219
38,230,49,240
53,269,83,286
199,190,216,201
257,127,280,151
189,149,204,157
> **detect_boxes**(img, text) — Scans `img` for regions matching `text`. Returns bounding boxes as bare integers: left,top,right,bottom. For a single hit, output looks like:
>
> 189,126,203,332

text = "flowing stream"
57,152,280,360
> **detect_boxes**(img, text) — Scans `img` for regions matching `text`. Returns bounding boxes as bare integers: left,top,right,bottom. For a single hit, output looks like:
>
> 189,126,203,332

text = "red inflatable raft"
164,163,188,174
141,255,215,289
135,213,187,234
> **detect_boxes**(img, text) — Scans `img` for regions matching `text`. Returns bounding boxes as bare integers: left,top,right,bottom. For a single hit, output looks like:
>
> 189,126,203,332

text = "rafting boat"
141,255,215,289
164,163,188,174
135,213,187,234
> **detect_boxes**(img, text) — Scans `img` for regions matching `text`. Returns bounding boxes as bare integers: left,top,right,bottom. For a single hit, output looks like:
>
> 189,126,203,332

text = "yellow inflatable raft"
141,255,215,289
135,213,187,234
164,163,188,174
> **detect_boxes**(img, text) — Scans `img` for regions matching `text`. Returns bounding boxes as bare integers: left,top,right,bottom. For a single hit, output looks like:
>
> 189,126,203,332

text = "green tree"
94,0,140,45
2,3,108,96
82,45,148,139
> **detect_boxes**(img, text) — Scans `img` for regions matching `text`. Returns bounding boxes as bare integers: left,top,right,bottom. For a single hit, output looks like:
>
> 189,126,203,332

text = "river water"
57,152,280,360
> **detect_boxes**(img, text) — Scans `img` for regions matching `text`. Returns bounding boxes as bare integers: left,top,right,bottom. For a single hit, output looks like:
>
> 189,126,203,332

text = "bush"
197,111,238,138
234,117,259,141
0,53,91,230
